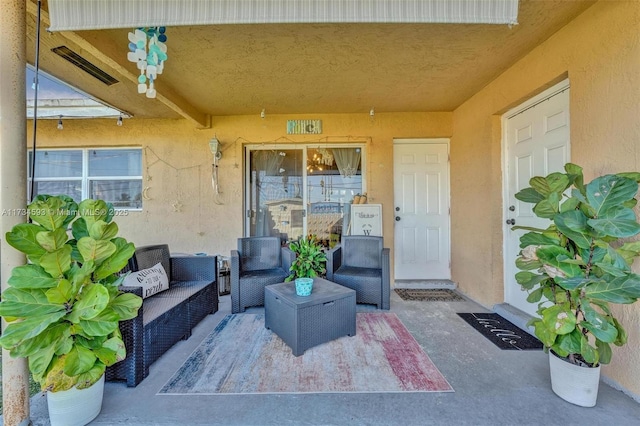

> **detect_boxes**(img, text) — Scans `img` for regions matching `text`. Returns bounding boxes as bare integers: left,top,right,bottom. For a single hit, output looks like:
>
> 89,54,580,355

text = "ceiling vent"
51,46,119,86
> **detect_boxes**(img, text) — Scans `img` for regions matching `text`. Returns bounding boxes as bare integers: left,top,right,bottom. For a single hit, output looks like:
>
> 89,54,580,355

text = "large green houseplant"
0,195,142,394
514,163,640,405
285,234,327,282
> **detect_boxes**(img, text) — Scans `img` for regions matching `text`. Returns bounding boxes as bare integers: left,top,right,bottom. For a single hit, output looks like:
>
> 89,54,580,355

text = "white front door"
393,139,450,280
504,82,570,316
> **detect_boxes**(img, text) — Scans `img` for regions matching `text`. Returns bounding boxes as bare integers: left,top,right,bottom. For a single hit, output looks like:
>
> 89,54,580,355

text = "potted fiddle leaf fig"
285,234,327,296
513,163,640,407
0,195,142,425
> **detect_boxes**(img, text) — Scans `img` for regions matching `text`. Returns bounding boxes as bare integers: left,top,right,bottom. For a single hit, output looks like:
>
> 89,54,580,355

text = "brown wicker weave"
106,245,218,387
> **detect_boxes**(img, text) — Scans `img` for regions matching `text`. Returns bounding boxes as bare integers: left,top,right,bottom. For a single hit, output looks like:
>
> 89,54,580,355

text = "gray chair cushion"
342,236,383,269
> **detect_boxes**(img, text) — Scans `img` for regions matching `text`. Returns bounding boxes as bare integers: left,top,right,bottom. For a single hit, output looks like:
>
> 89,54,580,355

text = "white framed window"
28,148,143,209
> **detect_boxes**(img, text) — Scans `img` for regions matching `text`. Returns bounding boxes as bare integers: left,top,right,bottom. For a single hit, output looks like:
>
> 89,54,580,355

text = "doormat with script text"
394,289,465,302
457,312,543,351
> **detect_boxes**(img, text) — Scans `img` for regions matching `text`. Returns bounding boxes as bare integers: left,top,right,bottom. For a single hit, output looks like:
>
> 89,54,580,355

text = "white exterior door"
504,82,570,316
393,139,450,280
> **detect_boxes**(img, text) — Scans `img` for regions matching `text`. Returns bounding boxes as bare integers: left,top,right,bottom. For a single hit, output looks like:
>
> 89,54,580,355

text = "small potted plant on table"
513,163,640,407
0,195,142,425
285,234,327,296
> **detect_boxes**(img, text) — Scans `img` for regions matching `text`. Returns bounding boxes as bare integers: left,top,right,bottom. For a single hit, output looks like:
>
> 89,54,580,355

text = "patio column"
0,1,30,425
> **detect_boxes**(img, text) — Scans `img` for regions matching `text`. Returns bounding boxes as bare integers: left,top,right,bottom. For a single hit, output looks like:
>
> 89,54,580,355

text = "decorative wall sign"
287,119,322,135
350,204,382,236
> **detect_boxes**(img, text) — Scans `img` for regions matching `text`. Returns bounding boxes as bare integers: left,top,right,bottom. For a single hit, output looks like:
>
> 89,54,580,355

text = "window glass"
89,180,142,209
307,147,363,247
89,149,142,177
28,148,142,209
33,181,82,202
29,150,82,178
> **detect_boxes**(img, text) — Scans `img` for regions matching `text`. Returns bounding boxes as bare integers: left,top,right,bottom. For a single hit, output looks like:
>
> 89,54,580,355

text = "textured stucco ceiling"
27,0,595,124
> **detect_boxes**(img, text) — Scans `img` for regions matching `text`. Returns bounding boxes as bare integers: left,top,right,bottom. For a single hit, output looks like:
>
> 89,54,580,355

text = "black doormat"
457,313,543,351
394,289,465,301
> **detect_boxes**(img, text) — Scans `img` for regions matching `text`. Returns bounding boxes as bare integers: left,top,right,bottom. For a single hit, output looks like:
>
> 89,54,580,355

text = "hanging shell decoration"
127,27,168,98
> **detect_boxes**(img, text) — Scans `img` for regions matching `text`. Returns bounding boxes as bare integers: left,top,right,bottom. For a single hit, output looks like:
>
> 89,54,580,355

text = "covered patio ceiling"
27,0,595,128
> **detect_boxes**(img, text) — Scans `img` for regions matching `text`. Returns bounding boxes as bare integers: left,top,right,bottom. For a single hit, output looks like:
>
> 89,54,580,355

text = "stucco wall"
28,112,452,258
451,1,640,397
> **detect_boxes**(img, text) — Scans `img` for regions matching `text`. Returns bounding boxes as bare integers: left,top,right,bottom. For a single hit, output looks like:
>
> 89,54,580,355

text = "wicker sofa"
106,244,218,387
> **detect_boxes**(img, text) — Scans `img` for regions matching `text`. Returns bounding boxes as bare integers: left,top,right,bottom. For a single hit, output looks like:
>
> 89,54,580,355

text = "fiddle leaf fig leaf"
588,206,640,238
0,308,67,349
616,172,640,182
5,223,48,260
580,335,598,365
585,275,640,304
581,302,618,343
546,172,570,194
67,284,110,323
94,238,135,280
75,365,106,390
519,232,558,249
78,199,109,230
35,228,69,252
541,303,576,335
89,220,119,241
533,192,561,219
103,335,126,363
586,175,638,217
77,237,116,264
564,163,585,194
0,287,65,320
612,317,627,346
45,279,73,304
111,292,143,320
554,210,592,249
530,176,553,197
596,340,612,365
64,344,96,376
39,245,72,278
28,197,67,231
556,329,582,354
514,187,545,204
71,217,89,240
79,309,119,336
8,264,57,289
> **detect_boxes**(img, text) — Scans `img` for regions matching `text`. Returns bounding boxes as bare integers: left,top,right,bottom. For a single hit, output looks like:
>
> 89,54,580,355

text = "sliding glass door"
245,144,364,247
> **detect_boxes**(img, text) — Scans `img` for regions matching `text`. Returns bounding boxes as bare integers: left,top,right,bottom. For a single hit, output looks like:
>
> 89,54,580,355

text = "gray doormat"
394,289,465,301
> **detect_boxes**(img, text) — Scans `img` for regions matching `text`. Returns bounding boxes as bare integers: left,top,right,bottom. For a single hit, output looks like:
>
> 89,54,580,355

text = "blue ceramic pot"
295,278,313,296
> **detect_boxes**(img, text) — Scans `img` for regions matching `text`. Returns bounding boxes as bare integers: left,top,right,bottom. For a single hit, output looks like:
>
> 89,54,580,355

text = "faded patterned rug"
159,313,453,394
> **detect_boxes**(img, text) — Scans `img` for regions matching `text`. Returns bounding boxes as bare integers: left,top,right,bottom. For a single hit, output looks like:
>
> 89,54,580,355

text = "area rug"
395,288,465,302
159,313,453,394
457,313,543,351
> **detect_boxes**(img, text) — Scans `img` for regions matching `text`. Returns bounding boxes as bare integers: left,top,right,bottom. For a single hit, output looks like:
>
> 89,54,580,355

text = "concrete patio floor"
25,291,640,425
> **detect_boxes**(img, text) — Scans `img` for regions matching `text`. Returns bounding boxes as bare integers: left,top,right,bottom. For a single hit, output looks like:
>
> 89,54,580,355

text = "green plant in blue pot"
286,234,327,296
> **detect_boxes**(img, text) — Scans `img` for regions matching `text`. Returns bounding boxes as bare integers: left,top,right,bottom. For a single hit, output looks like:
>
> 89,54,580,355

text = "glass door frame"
243,142,367,239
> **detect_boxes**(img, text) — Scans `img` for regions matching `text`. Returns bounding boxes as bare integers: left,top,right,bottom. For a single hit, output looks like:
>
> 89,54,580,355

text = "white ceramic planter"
47,374,105,426
549,351,601,407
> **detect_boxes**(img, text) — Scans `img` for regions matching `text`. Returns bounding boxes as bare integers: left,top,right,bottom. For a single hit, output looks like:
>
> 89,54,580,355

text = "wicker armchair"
326,235,390,310
231,237,295,313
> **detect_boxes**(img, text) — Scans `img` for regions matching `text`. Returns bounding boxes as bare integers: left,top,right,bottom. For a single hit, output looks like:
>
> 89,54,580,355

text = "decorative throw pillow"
123,262,170,299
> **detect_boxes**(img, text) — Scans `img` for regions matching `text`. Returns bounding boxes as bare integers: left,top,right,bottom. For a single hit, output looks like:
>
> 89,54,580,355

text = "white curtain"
332,148,360,178
48,0,519,31
252,150,283,176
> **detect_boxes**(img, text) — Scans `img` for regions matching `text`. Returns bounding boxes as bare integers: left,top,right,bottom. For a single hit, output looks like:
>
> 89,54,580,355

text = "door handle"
506,219,516,225
395,216,401,221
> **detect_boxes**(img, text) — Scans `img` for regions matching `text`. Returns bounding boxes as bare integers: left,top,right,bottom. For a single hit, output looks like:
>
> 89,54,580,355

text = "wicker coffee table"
264,277,356,356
